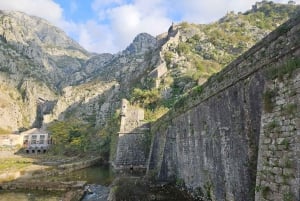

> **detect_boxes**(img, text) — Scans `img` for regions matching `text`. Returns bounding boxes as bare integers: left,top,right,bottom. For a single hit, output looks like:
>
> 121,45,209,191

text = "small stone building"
20,128,51,153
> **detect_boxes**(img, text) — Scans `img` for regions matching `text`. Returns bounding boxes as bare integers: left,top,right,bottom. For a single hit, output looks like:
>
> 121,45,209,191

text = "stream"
0,165,114,201
0,165,194,201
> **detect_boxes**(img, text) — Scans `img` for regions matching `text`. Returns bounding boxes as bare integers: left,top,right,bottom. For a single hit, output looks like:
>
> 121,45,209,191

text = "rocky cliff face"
0,4,299,188
0,10,91,88
147,13,300,201
0,10,160,132
0,10,91,131
0,2,299,200
154,2,299,106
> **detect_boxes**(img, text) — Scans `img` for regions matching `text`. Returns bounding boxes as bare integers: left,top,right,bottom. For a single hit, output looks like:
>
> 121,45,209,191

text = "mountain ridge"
0,1,298,150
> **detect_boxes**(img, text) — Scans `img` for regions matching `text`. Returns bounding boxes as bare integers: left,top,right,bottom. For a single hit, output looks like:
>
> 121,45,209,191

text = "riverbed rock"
81,184,110,201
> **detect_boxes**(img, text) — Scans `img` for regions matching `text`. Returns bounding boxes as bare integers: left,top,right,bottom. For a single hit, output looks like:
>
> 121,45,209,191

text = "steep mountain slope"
0,1,298,152
0,10,159,132
0,10,92,131
147,1,300,111
0,10,91,89
148,11,300,201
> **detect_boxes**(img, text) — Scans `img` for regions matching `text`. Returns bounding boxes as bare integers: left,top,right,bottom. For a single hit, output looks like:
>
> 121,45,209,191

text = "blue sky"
0,0,298,53
54,0,97,23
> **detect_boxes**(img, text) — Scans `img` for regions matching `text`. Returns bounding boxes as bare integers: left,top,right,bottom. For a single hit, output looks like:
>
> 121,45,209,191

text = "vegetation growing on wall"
146,1,299,126
263,89,276,113
266,58,300,80
130,88,169,122
97,110,120,161
41,3,300,156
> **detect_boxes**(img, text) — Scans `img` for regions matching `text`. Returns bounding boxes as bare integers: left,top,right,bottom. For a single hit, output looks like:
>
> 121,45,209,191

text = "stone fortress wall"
114,99,149,170
147,14,300,201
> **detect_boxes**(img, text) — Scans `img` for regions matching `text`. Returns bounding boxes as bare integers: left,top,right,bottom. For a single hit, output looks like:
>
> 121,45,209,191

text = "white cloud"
0,0,63,26
74,0,300,52
90,0,172,52
163,0,257,23
0,0,299,53
169,0,300,23
78,20,118,53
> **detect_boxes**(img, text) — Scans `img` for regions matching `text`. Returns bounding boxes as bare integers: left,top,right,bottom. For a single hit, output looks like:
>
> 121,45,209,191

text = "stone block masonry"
147,14,300,201
255,69,300,201
114,99,149,170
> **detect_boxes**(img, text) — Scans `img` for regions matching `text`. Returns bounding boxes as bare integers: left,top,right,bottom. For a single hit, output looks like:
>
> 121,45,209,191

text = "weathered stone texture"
114,134,147,168
147,15,300,201
114,99,148,169
256,69,300,201
119,99,145,133
150,74,264,200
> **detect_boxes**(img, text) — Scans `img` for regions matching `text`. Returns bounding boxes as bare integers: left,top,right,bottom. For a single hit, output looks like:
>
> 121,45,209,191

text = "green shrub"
175,178,185,187
278,24,290,34
281,103,297,116
180,22,190,28
194,85,204,94
283,192,294,201
281,139,290,150
98,111,120,161
177,42,190,55
261,186,271,199
47,119,94,156
265,120,279,132
164,51,173,66
285,159,293,168
263,89,276,112
131,88,161,109
145,106,168,122
267,58,300,80
204,182,213,201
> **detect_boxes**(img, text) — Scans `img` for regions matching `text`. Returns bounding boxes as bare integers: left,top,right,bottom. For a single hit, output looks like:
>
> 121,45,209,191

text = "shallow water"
0,165,193,201
57,164,114,185
0,190,63,201
0,165,113,201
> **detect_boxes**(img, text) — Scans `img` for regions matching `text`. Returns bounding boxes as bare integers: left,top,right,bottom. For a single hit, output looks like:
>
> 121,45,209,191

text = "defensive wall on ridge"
147,14,300,201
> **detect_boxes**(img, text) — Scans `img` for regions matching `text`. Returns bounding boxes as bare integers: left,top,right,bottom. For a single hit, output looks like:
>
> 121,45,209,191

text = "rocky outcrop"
147,14,300,201
0,10,159,131
0,2,298,133
0,3,299,201
0,10,90,89
0,73,57,131
124,33,157,55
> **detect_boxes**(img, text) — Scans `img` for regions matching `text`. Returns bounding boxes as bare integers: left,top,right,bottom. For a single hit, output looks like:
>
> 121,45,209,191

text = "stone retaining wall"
0,180,86,191
255,69,300,201
147,14,300,201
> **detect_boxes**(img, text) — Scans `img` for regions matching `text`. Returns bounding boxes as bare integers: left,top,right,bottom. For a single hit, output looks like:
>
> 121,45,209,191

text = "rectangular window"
31,135,37,144
39,135,45,144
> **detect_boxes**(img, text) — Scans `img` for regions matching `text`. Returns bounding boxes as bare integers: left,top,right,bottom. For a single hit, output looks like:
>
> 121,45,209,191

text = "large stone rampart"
147,14,300,201
114,99,149,170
